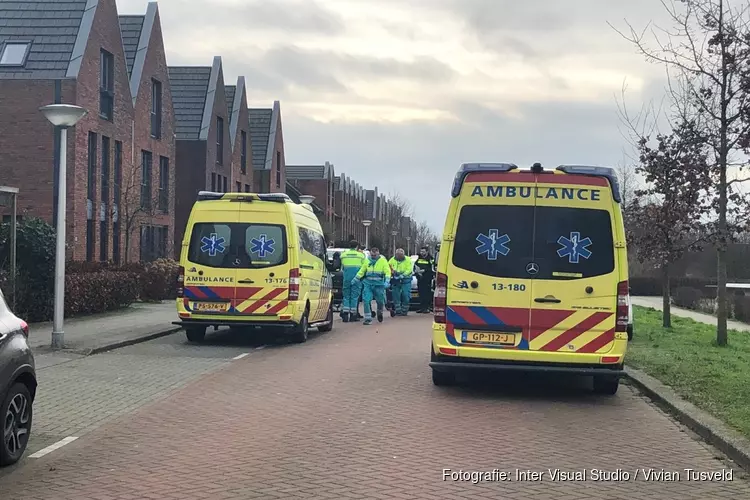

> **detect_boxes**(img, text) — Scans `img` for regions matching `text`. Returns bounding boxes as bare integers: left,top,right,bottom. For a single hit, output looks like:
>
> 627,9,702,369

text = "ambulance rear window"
452,205,534,279
188,222,287,268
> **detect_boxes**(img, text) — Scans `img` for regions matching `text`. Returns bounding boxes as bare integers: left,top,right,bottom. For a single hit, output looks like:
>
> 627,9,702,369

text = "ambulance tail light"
177,266,185,298
434,272,448,323
616,280,629,332
288,268,301,300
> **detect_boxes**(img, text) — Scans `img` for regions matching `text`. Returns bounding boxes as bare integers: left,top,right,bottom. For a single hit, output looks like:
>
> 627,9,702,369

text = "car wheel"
1,383,33,466
627,324,633,341
317,303,334,333
185,326,206,343
432,369,455,387
292,308,310,343
593,376,619,395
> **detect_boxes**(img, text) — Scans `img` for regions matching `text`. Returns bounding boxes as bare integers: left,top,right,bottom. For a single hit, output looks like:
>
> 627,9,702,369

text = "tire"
317,303,334,333
432,369,455,387
593,376,619,395
185,326,206,343
292,308,310,343
1,383,33,466
627,324,633,341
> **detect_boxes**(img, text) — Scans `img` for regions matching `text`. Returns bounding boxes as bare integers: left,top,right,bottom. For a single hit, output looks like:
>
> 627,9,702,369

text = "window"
100,221,108,262
216,116,224,165
240,130,247,174
298,227,326,262
533,207,615,280
0,42,30,66
101,136,110,203
158,156,169,212
86,132,97,262
236,181,241,192
244,184,250,193
141,150,152,209
187,223,287,268
139,225,169,262
223,175,228,193
100,49,114,120
151,79,162,138
211,173,217,192
276,151,281,187
113,141,122,264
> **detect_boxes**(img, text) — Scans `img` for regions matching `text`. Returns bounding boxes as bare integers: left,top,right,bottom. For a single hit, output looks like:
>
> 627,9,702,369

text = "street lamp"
406,236,411,255
298,195,315,205
362,219,372,249
391,230,398,256
40,103,87,349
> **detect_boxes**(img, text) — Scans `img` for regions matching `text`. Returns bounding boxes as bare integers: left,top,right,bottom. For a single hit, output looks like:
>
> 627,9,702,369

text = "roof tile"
168,65,212,140
248,108,272,170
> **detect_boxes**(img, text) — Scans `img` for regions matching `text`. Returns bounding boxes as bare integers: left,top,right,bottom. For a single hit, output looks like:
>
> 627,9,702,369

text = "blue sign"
200,233,226,257
476,229,511,260
557,231,592,264
250,234,275,258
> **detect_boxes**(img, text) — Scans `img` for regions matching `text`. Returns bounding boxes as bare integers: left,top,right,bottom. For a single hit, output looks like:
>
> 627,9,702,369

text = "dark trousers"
418,279,432,310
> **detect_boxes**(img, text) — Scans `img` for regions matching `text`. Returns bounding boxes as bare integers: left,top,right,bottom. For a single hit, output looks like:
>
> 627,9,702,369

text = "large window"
100,49,114,120
151,79,162,138
187,223,287,269
140,225,169,262
86,132,97,261
298,226,326,263
276,151,281,187
141,150,152,209
158,156,169,212
216,116,224,165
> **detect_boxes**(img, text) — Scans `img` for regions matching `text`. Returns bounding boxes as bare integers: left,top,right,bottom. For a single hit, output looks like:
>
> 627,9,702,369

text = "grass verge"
628,305,750,439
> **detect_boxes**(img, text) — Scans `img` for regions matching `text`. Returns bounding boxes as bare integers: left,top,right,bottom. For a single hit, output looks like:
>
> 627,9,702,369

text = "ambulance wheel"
185,327,206,343
432,369,455,387
317,303,334,333
292,309,310,343
593,376,619,395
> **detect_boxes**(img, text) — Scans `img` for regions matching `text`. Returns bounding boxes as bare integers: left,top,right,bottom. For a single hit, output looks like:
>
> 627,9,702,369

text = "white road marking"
232,353,249,360
29,436,78,458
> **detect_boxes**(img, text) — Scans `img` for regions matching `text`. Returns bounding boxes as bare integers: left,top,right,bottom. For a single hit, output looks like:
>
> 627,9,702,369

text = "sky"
119,0,674,233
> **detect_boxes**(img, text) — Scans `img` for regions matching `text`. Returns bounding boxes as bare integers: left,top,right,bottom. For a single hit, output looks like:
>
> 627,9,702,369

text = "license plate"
462,331,515,345
193,302,229,313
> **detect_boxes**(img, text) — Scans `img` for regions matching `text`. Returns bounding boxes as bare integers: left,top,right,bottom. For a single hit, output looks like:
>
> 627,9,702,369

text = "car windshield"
188,222,287,268
452,205,615,279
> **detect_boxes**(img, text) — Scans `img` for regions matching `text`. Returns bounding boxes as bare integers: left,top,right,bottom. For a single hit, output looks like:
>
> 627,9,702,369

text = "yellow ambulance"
429,163,630,394
174,192,334,343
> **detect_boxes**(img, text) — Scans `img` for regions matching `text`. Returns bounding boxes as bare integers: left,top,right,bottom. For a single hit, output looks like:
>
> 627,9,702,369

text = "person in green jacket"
354,246,391,324
339,240,365,322
388,248,413,316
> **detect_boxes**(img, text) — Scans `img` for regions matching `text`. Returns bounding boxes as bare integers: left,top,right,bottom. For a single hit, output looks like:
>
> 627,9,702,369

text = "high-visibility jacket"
340,249,365,283
415,256,434,282
388,257,413,283
356,255,392,284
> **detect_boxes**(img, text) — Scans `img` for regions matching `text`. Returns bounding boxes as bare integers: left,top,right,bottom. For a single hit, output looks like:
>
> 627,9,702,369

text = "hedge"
0,218,179,322
628,276,717,297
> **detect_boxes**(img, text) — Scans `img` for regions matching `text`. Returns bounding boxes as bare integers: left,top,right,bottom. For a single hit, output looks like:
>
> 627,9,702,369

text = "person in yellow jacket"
388,248,413,316
339,240,366,322
354,246,391,324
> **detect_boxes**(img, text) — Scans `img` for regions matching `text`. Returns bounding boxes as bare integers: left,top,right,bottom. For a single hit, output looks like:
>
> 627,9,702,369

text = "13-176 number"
492,283,526,291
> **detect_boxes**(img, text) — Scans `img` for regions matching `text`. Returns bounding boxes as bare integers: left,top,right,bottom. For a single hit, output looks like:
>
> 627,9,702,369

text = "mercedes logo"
526,262,539,275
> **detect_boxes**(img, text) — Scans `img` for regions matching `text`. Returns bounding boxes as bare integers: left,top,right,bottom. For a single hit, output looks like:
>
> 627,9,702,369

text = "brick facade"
270,107,286,193
229,82,253,193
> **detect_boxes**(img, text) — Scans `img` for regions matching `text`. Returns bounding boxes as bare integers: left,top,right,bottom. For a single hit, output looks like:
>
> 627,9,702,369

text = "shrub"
673,287,703,310
139,258,180,301
65,270,139,317
733,295,750,323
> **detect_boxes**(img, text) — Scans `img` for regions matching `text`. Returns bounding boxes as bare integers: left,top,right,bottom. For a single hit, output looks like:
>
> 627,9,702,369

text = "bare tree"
613,0,750,345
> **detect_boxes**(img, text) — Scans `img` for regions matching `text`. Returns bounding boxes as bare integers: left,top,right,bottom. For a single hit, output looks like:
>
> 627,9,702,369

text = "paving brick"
1,316,749,498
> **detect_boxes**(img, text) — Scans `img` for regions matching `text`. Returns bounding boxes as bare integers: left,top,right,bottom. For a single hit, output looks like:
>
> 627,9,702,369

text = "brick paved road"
2,317,750,499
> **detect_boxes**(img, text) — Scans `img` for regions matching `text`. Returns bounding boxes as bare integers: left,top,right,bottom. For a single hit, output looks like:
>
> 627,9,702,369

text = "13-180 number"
492,283,526,291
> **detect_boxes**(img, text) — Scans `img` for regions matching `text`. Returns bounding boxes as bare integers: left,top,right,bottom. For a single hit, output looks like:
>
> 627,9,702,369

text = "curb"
71,326,183,356
625,366,750,472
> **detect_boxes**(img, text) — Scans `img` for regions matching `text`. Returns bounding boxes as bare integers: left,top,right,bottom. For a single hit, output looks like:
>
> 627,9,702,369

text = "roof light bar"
451,162,518,197
556,165,622,203
197,191,224,201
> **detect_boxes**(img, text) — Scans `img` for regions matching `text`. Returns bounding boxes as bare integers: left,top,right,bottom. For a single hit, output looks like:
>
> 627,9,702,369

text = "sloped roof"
168,56,222,140
225,85,235,121
118,15,143,76
226,77,246,149
249,108,272,170
286,165,327,180
0,0,95,79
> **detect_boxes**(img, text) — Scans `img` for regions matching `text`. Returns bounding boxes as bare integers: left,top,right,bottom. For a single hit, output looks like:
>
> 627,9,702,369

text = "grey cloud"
166,0,344,34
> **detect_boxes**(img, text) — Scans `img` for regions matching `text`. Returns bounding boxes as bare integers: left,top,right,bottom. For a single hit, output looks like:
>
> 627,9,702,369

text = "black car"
0,288,36,466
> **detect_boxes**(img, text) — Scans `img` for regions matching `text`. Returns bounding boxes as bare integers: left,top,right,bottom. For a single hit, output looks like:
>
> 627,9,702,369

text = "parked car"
0,288,36,466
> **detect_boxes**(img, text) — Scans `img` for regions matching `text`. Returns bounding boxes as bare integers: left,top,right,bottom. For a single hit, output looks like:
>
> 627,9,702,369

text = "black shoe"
342,313,349,323
377,311,383,322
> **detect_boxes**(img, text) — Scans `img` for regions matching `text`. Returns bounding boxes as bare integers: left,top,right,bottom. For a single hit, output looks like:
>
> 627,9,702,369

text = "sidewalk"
632,296,750,332
29,301,181,355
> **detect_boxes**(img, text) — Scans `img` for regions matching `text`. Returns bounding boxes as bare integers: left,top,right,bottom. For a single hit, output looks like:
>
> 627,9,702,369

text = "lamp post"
406,236,411,255
362,219,372,249
40,104,87,349
391,230,398,256
298,195,315,205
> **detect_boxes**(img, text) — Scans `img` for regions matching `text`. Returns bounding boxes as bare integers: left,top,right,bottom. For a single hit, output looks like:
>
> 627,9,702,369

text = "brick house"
333,173,366,246
0,0,151,262
248,101,286,193
119,1,176,263
285,162,336,237
224,76,253,193
169,56,232,256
